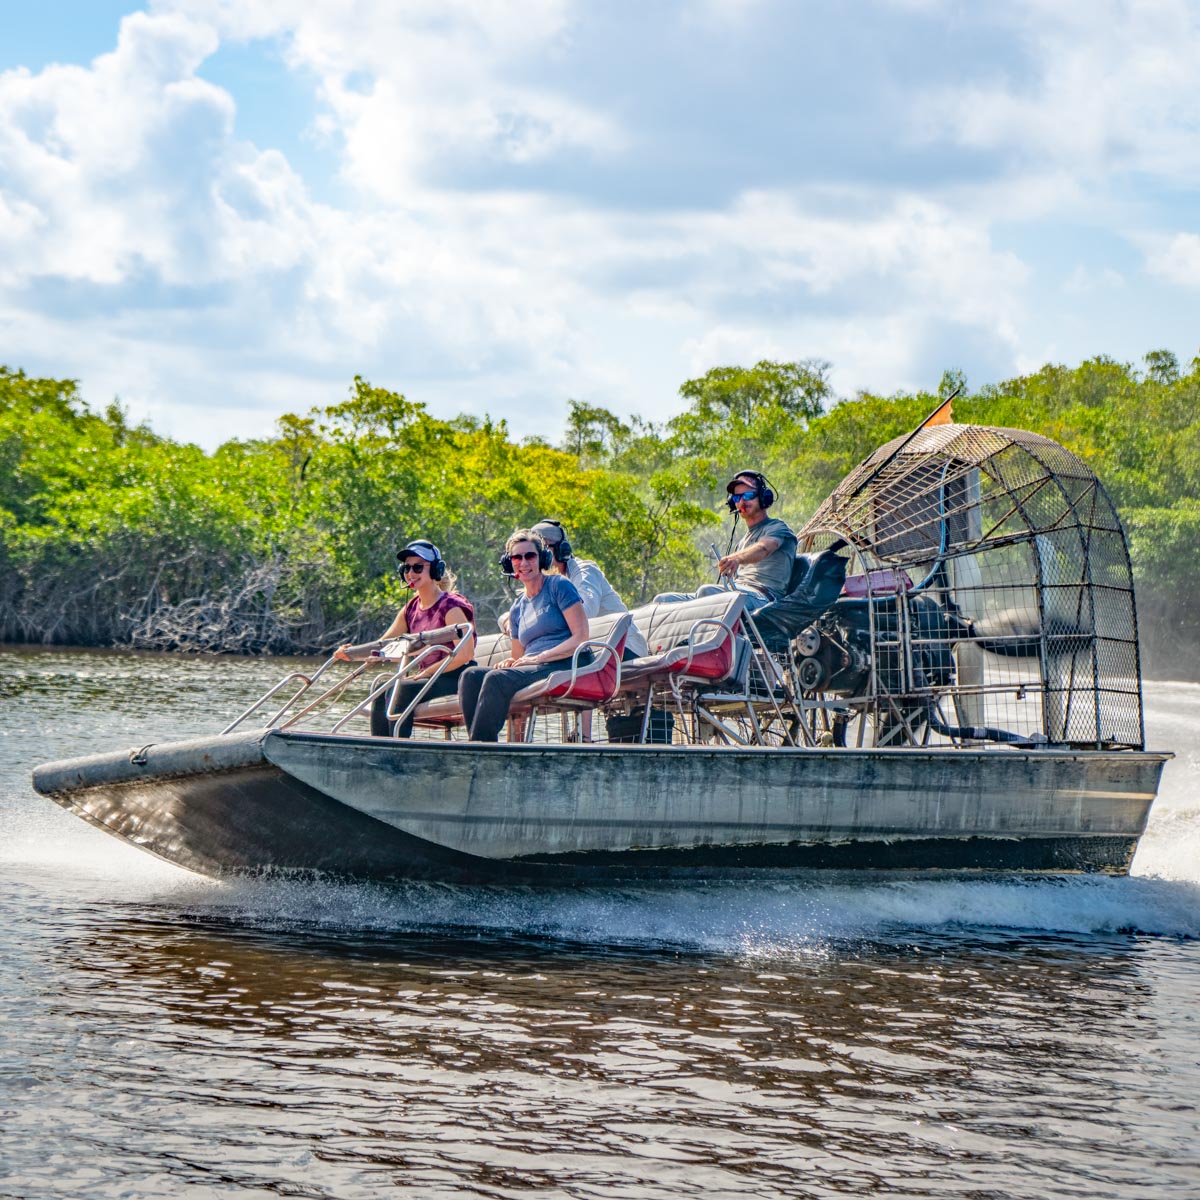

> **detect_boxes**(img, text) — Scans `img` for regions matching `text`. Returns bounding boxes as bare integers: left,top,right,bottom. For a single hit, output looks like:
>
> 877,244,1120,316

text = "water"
2,648,1198,1198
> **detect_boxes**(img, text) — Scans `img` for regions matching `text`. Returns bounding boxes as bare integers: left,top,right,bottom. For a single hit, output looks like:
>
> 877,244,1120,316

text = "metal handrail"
740,606,812,747
384,624,475,732
249,623,475,735
276,662,375,730
553,633,625,696
674,615,736,676
221,671,314,735
331,643,449,733
221,653,341,735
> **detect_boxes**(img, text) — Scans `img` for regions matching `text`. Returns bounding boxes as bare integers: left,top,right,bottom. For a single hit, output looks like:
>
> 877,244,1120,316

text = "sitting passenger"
334,540,476,738
458,529,590,742
653,470,796,612
532,518,650,742
498,518,650,659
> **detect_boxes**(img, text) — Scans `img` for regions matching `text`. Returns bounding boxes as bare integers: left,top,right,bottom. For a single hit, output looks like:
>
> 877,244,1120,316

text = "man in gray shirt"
654,470,797,611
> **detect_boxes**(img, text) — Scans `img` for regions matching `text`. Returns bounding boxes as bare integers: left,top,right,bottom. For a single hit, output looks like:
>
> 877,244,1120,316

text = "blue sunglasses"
730,490,758,503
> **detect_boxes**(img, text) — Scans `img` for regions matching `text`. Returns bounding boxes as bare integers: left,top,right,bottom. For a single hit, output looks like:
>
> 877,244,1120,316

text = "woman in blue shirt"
458,528,591,741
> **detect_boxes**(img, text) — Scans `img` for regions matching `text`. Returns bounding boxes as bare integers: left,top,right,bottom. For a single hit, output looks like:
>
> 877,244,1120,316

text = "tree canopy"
2,349,1198,674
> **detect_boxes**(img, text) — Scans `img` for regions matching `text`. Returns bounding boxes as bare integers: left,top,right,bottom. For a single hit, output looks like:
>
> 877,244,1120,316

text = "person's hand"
717,553,741,578
497,656,517,669
333,643,352,661
501,655,539,668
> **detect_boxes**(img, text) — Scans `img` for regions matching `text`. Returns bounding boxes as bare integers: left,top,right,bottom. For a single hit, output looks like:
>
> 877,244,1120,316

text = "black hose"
923,703,1047,748
913,661,1047,747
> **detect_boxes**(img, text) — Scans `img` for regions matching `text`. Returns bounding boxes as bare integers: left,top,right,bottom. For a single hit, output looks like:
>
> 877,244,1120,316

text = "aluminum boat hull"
30,730,1169,882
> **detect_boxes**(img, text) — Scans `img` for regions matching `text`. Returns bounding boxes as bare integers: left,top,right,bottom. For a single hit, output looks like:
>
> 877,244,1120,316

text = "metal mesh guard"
798,423,1143,750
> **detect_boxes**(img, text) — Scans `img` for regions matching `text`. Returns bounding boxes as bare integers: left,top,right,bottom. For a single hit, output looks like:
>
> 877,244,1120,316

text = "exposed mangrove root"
0,551,383,656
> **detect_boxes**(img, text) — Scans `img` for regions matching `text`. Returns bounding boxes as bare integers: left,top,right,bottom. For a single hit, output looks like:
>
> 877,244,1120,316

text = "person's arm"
497,636,526,670
718,537,782,578
334,609,408,660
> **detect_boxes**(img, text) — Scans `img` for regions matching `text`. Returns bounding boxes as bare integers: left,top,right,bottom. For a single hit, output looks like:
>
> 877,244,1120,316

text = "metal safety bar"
330,624,474,734
221,656,340,735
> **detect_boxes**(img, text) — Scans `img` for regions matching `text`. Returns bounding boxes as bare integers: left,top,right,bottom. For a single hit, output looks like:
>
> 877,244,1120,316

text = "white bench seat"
616,593,746,689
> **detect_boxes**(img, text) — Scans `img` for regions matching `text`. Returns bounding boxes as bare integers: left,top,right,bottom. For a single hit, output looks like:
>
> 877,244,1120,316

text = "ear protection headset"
397,539,446,582
535,519,573,564
726,470,777,512
499,532,553,576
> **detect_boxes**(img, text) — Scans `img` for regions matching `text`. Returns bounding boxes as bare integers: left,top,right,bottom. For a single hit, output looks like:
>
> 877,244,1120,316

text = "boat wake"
14,838,1200,955
13,797,1200,955
140,819,1200,953
120,745,1200,950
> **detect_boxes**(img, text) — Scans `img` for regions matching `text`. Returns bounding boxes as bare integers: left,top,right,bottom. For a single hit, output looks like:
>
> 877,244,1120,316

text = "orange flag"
923,397,955,427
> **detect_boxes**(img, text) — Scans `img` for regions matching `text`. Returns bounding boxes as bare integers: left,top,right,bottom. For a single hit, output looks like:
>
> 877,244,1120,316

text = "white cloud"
1144,233,1200,288
157,0,623,199
2,1,1196,447
910,0,1200,189
0,12,239,287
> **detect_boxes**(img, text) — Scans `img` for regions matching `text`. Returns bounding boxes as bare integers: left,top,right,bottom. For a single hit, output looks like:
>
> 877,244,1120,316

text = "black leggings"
458,653,591,742
372,663,472,738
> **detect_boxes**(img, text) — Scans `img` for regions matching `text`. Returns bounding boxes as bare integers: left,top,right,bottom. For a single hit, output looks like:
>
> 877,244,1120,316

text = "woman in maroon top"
334,540,476,737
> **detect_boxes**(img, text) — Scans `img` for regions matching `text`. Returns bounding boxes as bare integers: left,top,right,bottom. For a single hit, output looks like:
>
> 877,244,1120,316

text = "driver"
654,470,796,610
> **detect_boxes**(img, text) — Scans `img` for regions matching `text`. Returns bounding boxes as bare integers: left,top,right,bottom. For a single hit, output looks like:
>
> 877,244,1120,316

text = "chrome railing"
221,623,473,737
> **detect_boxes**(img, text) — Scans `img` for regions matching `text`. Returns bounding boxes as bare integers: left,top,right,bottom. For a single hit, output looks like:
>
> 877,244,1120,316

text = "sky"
1,0,1198,448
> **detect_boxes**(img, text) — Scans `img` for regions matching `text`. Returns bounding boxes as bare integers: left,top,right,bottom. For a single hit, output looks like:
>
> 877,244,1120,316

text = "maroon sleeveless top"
402,591,475,665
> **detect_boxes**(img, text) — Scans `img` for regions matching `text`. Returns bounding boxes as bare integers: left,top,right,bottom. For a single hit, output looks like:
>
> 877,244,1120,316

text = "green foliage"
3,348,1200,669
667,359,831,488
560,400,633,467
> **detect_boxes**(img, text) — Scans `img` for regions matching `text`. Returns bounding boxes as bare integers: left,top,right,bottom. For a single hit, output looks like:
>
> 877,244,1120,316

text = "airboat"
32,411,1169,882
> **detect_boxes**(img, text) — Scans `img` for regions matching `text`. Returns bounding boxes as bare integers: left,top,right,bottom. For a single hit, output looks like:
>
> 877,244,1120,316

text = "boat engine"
793,593,966,700
793,621,871,696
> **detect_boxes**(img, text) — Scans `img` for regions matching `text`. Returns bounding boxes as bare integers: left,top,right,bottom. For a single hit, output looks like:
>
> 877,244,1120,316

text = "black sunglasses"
510,550,540,562
400,562,428,574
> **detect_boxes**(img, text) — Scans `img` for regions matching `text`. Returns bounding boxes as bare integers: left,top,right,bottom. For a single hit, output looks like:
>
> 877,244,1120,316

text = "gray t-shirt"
508,574,584,658
737,516,797,599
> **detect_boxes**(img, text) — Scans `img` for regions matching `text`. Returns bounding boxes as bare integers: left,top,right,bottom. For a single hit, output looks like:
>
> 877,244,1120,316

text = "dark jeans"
458,653,591,742
372,663,471,738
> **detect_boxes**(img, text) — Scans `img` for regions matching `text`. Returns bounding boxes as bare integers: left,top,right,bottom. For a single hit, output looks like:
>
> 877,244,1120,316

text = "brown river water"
2,647,1198,1198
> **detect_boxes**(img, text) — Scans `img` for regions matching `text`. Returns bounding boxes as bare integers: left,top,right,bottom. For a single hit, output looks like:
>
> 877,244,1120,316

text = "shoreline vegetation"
3,352,1198,678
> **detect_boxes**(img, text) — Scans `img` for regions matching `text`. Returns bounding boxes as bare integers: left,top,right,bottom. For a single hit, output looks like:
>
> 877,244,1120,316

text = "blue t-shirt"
508,575,584,658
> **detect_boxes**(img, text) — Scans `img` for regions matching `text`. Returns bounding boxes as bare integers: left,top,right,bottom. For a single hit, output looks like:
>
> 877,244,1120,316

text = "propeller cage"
791,423,1145,750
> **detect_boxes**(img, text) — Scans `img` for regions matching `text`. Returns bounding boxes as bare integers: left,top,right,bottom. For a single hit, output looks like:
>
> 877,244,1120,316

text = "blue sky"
2,0,1198,447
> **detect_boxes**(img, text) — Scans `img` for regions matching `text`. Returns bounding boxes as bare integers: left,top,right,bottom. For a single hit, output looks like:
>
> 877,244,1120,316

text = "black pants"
372,663,471,738
458,654,590,742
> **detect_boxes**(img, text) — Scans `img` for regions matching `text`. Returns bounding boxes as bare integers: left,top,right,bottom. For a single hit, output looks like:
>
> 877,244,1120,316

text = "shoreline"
4,640,1199,687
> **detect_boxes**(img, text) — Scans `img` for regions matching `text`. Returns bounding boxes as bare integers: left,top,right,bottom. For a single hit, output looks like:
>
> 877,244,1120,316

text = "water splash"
118,866,1196,960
